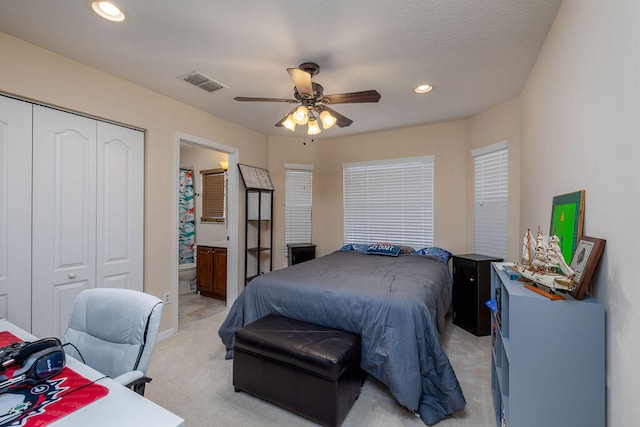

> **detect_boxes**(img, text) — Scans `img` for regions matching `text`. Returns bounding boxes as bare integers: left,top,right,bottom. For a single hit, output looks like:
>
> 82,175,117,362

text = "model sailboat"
516,227,576,293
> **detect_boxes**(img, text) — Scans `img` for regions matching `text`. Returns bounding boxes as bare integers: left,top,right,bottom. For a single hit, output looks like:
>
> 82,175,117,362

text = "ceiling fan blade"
321,106,353,128
323,90,381,104
234,97,297,103
287,68,314,97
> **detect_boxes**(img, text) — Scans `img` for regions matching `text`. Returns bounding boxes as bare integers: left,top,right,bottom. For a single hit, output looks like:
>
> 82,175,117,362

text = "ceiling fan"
234,62,381,135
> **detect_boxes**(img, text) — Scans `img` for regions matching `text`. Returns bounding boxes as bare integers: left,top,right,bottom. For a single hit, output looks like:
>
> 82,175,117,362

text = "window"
473,141,508,259
285,164,313,246
343,156,434,248
200,168,225,222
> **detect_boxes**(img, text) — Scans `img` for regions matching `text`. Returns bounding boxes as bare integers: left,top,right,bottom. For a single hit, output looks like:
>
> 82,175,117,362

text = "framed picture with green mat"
549,190,585,264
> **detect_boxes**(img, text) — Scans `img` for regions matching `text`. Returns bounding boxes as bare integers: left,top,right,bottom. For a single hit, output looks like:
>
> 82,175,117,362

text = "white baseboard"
157,327,177,341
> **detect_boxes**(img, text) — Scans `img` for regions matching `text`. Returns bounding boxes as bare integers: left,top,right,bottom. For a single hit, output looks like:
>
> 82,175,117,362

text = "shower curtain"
178,169,195,264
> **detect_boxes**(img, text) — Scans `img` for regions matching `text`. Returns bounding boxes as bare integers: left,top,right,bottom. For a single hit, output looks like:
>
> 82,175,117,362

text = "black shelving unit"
238,164,274,285
245,188,273,284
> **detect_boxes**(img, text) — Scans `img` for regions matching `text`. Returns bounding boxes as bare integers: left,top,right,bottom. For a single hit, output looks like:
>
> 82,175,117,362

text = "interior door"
0,96,32,331
32,106,97,338
96,122,144,291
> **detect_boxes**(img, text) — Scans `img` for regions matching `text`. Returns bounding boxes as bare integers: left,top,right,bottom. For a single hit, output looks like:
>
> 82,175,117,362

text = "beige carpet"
146,309,494,427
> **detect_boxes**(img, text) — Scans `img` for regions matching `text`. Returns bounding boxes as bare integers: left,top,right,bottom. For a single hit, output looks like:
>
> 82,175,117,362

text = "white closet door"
0,96,32,331
32,106,97,338
97,122,144,291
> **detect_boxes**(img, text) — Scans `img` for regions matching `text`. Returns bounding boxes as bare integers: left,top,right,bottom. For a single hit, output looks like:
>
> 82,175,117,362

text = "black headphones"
0,338,66,392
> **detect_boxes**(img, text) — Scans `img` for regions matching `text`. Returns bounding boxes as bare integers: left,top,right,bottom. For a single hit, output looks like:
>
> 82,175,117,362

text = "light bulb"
319,110,336,129
219,160,228,171
283,114,296,131
91,1,127,22
293,105,309,125
307,117,321,135
414,84,434,93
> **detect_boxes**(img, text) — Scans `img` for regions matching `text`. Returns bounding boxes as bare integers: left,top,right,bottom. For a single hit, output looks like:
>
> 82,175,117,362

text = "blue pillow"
339,243,369,252
414,247,452,264
365,243,402,256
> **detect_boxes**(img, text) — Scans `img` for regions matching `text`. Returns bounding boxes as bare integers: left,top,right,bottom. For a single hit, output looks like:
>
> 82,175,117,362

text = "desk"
0,319,185,427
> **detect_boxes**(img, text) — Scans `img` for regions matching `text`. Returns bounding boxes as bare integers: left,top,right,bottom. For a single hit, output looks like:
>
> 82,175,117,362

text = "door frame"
173,132,239,333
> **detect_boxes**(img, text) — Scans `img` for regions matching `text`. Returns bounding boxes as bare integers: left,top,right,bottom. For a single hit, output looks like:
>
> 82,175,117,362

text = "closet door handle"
68,273,76,279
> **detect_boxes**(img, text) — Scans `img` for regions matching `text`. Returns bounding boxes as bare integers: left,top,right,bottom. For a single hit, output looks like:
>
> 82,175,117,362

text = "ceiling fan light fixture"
307,117,321,135
319,110,336,129
235,63,380,134
293,105,309,125
414,84,434,94
283,114,296,131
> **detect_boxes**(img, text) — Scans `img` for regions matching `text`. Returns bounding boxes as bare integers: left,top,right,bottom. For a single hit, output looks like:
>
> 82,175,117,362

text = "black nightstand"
287,243,316,266
452,254,503,336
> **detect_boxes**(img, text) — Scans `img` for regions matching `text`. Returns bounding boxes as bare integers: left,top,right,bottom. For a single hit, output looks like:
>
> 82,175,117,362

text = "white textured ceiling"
0,0,562,139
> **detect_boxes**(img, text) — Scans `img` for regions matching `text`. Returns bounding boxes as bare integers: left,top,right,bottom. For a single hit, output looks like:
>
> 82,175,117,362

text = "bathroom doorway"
174,132,239,331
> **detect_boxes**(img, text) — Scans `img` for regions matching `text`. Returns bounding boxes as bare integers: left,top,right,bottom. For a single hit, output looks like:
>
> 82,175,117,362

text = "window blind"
285,165,313,244
473,141,508,259
200,168,225,222
343,156,434,248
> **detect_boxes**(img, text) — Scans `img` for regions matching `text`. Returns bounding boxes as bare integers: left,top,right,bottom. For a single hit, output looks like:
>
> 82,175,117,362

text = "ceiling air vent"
180,71,225,93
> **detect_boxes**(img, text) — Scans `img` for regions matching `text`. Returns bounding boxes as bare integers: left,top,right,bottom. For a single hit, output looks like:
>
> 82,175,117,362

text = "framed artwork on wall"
549,190,585,264
569,236,606,299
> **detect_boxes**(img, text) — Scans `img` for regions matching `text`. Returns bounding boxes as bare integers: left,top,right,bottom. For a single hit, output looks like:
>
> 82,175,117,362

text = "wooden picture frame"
549,190,585,264
569,236,606,300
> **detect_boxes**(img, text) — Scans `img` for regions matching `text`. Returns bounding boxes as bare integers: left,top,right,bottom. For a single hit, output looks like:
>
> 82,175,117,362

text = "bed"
218,249,466,425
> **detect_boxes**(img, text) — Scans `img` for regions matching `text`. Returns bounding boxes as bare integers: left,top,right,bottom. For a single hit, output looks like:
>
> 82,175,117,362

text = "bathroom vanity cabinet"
196,246,227,301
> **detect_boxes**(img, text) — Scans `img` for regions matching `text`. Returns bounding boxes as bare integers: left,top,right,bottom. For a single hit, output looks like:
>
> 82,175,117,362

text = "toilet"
178,262,197,294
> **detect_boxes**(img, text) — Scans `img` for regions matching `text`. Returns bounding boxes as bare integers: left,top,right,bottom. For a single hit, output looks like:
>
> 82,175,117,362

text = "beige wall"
466,98,521,261
0,32,268,334
520,0,639,424
268,120,469,270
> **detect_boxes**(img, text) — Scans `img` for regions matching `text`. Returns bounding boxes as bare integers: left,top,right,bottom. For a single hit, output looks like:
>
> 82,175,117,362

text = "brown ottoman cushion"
233,315,361,426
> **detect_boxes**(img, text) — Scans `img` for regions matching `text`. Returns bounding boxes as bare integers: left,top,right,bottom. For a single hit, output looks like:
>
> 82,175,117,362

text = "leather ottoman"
233,314,361,427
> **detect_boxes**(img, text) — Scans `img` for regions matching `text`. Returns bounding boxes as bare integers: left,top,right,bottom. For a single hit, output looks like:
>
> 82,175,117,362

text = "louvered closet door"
96,122,143,291
0,96,32,331
32,106,97,338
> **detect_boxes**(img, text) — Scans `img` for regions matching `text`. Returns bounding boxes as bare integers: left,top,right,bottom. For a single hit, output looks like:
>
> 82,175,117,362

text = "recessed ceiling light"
89,1,128,22
414,84,434,94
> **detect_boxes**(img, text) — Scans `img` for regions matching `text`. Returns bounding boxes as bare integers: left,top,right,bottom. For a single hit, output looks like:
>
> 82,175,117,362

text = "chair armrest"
113,370,145,387
113,370,152,395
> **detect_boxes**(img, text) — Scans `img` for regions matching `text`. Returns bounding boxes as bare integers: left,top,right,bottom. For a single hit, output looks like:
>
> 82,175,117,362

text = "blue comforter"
218,250,465,425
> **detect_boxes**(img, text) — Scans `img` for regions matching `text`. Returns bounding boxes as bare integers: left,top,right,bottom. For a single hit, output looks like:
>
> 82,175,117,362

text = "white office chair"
62,288,163,395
